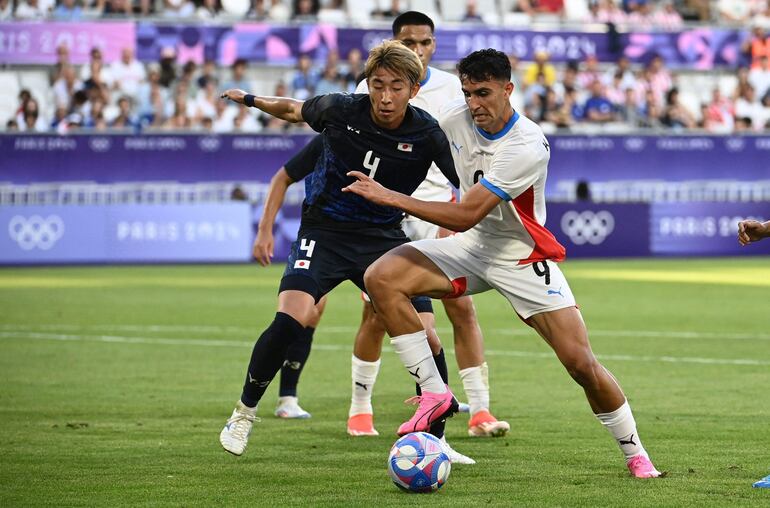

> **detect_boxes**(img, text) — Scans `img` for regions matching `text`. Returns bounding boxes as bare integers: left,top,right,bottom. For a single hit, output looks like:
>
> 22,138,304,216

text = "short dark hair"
456,49,511,83
392,11,435,36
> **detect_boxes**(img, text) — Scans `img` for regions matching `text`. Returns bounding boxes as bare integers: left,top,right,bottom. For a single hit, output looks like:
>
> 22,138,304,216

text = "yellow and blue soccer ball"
387,432,451,493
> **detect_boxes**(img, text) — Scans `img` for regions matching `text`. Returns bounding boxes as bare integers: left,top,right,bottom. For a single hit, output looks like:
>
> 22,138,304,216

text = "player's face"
461,77,514,133
394,25,435,80
367,66,419,130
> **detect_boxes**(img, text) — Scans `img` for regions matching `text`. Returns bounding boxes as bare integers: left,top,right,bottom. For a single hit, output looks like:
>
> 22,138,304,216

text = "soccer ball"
387,432,451,493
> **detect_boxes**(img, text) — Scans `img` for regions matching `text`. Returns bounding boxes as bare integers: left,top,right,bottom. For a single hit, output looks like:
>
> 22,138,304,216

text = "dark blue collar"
419,67,431,87
476,110,520,140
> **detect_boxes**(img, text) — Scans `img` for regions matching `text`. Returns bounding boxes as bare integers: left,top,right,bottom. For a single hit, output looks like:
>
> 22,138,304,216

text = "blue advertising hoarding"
0,204,253,264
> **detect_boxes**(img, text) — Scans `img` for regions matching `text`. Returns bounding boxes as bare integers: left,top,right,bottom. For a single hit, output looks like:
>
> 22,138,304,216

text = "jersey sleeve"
429,126,459,188
284,135,323,182
300,93,347,132
480,143,541,201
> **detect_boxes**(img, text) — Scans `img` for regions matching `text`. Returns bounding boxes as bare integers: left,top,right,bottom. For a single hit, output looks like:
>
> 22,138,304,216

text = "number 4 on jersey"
363,150,381,179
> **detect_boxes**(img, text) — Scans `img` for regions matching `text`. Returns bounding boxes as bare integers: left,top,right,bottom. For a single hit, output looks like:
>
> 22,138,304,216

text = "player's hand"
737,220,769,245
220,89,248,104
342,171,394,206
252,229,274,266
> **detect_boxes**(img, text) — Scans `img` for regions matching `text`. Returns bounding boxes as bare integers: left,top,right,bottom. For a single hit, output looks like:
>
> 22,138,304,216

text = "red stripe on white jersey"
511,186,566,264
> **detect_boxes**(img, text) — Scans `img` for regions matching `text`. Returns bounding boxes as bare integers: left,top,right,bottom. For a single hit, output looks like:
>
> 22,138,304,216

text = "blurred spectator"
196,0,221,18
14,0,48,18
97,0,133,16
749,55,770,98
80,48,115,88
235,105,262,132
508,54,523,87
676,0,710,21
53,65,83,110
163,0,195,17
552,63,578,102
576,54,602,89
19,100,48,132
735,85,769,130
197,59,218,89
702,88,735,133
6,119,19,132
743,25,770,69
315,63,342,95
576,180,592,201
290,54,319,99
463,0,485,23
158,47,178,88
756,0,770,27
587,0,626,24
718,0,753,22
583,80,616,123
603,56,636,90
194,78,219,120
523,73,548,117
213,98,237,132
15,90,32,121
111,47,147,101
267,0,290,21
373,0,403,18
222,59,251,92
341,48,363,92
627,1,655,29
523,50,556,89
164,94,193,130
646,55,672,106
292,0,318,20
654,1,683,30
53,0,83,19
661,87,697,130
617,87,641,126
515,0,565,18
638,89,661,128
318,0,345,23
0,0,12,19
231,185,249,201
259,81,290,130
50,43,71,85
605,71,628,106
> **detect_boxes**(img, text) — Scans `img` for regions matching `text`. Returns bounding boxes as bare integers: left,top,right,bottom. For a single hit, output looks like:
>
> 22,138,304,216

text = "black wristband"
244,94,256,107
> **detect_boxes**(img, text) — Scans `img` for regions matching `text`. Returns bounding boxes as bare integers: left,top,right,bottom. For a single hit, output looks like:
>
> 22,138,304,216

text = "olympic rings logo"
8,215,65,251
560,210,615,245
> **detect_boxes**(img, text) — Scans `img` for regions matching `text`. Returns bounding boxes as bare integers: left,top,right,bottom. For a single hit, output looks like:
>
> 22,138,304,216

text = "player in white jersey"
347,11,509,444
344,49,663,479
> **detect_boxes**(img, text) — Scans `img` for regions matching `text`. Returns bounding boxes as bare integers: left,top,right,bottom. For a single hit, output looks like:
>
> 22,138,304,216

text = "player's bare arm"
220,89,305,123
343,170,500,232
253,167,295,266
737,219,770,245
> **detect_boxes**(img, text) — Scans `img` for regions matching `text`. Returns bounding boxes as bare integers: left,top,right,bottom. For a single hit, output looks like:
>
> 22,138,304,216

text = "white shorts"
402,218,440,242
409,236,577,320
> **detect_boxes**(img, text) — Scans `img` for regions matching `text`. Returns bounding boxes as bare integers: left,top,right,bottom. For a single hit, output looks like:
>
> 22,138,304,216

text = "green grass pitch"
1,258,769,506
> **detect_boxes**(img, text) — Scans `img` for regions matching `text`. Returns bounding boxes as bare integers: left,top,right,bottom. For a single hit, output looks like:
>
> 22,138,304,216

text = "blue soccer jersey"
298,93,458,229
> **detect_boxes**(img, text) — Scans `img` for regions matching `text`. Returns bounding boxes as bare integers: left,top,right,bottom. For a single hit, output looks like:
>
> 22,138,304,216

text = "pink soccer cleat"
627,454,663,478
396,387,458,436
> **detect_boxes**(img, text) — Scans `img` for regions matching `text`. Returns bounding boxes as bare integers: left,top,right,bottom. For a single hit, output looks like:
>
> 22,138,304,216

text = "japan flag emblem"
397,142,413,152
294,260,311,269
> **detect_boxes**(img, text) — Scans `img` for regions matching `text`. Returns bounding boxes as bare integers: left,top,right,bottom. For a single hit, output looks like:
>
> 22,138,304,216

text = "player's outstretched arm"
343,171,500,232
253,168,295,266
738,219,770,245
220,89,305,123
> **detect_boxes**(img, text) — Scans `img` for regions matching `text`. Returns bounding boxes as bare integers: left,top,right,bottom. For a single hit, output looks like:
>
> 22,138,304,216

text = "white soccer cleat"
274,396,311,419
220,401,258,456
439,436,476,465
458,402,471,413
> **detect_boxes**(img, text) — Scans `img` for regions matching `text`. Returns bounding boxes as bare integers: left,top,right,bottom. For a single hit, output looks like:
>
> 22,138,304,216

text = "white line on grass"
1,330,768,367
1,323,769,341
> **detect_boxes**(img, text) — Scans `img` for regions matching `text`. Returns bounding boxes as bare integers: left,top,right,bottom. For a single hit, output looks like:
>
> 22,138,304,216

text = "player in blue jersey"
345,49,663,478
217,40,460,456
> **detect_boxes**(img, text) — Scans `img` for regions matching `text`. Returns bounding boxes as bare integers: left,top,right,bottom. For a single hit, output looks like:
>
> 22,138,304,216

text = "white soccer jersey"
438,99,566,264
356,66,462,202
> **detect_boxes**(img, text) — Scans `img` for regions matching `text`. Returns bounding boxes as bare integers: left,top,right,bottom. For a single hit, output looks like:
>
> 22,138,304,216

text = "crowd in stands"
3,0,770,133
2,0,770,25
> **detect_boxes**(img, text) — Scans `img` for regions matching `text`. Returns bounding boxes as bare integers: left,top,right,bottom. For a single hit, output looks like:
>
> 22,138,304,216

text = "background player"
217,40,461,457
343,49,663,479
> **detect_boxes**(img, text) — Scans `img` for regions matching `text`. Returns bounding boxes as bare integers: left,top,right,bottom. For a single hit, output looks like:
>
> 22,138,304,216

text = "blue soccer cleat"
753,474,770,488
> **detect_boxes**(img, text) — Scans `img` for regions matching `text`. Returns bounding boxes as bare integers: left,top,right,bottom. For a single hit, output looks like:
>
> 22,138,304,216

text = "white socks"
459,362,490,415
596,399,647,459
349,355,381,417
390,331,447,394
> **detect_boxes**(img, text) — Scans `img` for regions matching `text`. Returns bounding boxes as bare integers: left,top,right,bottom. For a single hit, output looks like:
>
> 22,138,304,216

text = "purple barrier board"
0,203,253,264
3,135,768,192
0,22,135,65
651,202,770,256
0,134,314,184
548,203,651,258
548,135,770,197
